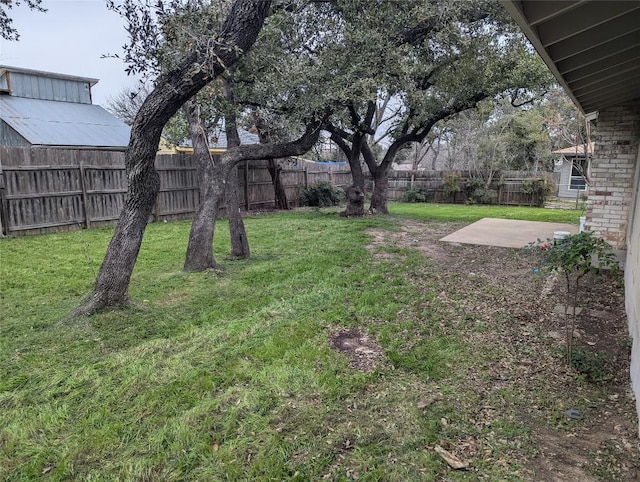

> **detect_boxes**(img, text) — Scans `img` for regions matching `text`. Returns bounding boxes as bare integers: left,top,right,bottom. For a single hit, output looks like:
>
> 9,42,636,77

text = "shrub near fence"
0,147,352,236
382,170,558,207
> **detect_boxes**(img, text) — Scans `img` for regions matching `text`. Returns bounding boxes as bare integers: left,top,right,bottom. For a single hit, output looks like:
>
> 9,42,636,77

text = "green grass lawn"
389,202,582,224
0,204,589,480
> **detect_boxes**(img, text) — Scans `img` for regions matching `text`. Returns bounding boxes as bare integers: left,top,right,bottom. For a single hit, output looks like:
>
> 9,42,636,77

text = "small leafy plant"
402,187,428,203
528,231,620,364
570,348,612,382
442,172,462,202
299,181,343,207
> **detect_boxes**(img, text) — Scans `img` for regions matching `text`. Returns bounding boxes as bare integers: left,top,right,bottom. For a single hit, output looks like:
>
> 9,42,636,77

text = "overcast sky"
0,0,139,106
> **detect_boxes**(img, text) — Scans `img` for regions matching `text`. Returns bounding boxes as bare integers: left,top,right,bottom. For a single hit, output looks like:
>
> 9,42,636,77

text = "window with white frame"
569,158,587,190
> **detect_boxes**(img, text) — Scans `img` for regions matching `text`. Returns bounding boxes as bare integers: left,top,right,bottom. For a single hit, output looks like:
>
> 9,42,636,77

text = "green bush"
465,177,496,204
401,187,429,203
299,181,344,207
442,173,462,195
521,176,555,207
570,348,612,382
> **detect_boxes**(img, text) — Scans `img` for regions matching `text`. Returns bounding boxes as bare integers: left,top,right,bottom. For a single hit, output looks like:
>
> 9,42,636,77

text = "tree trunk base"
340,185,366,217
183,259,222,273
74,293,135,316
229,229,250,259
369,205,389,215
369,176,389,214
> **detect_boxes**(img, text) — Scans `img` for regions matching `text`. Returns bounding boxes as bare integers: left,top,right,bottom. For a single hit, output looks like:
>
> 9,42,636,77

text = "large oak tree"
239,0,553,215
327,0,553,214
77,0,272,314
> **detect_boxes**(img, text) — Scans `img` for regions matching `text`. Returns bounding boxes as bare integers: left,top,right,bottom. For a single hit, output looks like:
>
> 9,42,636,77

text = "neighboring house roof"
158,127,260,154
288,157,348,171
210,128,260,149
501,1,640,114
392,163,415,171
552,141,594,157
0,95,130,148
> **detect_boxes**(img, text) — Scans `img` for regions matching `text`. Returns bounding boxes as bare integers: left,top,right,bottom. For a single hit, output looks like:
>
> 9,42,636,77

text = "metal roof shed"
0,65,130,149
0,96,131,149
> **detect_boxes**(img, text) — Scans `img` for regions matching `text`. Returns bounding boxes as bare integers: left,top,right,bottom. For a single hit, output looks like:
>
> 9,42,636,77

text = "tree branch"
222,119,324,165
361,141,379,174
326,124,353,159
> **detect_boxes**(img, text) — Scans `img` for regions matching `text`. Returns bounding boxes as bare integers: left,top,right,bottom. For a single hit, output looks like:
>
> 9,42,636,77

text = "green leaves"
536,231,620,279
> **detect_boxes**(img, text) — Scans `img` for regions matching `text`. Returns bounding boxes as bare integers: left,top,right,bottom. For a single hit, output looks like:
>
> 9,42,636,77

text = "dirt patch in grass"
329,328,386,373
366,219,453,263
366,219,639,481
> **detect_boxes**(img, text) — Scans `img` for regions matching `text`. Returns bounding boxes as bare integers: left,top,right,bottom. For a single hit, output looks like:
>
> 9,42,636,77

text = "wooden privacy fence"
0,147,353,236
0,146,555,236
381,170,557,206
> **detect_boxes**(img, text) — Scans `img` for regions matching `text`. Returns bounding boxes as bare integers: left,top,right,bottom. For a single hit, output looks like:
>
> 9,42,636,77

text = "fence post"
304,168,308,187
244,161,250,211
153,196,160,222
0,168,8,236
79,161,91,229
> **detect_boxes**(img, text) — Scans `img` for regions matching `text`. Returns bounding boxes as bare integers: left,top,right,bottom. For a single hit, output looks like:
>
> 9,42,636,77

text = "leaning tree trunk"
185,115,326,268
369,171,389,214
184,100,223,271
222,102,250,259
75,0,271,314
225,165,250,258
184,169,226,271
266,158,290,210
341,136,366,217
78,133,161,312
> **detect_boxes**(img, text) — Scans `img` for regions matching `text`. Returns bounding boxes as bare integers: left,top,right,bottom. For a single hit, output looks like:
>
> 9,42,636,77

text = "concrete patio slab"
439,218,579,248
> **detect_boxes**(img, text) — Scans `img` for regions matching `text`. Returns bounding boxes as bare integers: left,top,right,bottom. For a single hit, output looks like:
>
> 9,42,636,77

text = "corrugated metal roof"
0,95,130,148
211,128,260,149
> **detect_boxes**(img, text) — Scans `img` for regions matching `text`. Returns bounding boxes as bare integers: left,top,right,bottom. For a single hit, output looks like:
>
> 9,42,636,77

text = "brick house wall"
586,100,640,249
586,99,640,433
628,145,640,434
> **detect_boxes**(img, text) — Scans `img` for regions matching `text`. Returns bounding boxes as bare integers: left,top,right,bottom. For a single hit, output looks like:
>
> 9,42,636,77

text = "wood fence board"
1,147,546,235
382,170,552,206
87,192,125,221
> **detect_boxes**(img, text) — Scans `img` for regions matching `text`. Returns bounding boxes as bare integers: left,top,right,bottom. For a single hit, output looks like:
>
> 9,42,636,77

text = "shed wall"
6,72,91,104
0,120,29,147
557,158,588,200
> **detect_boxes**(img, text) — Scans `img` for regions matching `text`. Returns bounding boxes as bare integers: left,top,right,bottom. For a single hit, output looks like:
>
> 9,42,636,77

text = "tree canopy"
229,0,554,214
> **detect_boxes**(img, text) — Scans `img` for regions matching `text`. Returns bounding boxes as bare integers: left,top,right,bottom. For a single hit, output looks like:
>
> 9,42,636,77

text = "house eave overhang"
501,1,585,112
501,1,640,114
